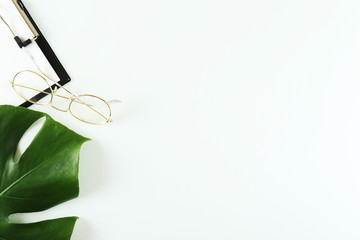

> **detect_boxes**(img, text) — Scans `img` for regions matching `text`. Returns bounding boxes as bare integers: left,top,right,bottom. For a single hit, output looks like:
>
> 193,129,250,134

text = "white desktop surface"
1,0,360,239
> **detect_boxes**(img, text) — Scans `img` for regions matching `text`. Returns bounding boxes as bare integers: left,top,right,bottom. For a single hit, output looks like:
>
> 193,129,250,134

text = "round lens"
69,95,111,124
12,70,52,105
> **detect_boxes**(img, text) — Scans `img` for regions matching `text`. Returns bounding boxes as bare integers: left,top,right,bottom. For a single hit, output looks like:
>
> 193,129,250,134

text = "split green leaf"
0,105,89,240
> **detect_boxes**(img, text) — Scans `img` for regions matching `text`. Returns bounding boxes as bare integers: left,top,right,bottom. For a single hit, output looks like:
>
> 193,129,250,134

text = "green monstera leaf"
0,105,89,240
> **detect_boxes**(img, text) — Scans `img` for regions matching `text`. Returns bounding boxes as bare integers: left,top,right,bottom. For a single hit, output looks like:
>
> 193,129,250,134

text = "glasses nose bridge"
49,91,76,112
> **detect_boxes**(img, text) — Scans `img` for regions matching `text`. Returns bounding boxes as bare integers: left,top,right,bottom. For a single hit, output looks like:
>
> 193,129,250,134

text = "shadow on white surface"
79,140,108,197
71,219,92,240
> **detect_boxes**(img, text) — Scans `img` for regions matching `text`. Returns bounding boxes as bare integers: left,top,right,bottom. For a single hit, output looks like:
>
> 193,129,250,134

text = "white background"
1,0,360,239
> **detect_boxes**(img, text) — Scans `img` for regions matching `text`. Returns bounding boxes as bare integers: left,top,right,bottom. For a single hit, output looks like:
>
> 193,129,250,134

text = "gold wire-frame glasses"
12,67,113,125
1,13,114,125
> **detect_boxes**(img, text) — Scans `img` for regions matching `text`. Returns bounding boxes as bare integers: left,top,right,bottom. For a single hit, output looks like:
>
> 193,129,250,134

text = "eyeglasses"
1,4,116,125
11,49,114,125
